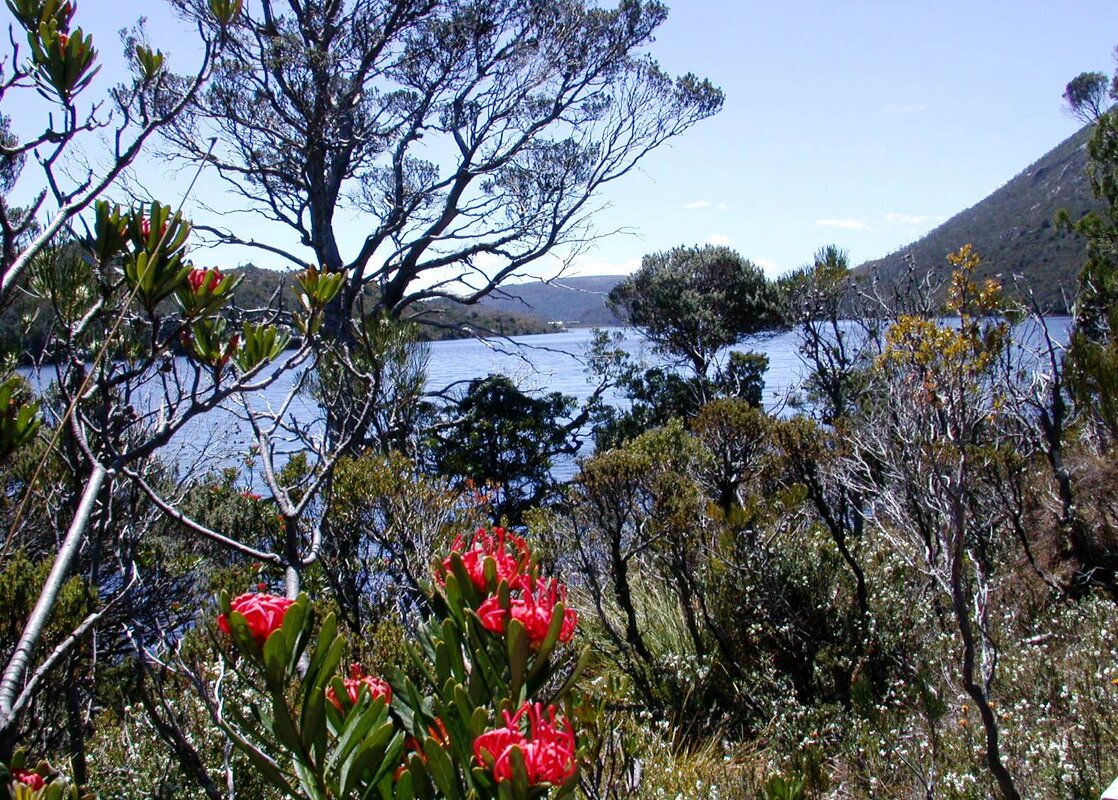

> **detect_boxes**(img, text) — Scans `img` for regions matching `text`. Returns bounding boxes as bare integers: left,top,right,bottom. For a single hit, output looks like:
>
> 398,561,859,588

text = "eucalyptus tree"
160,0,724,325
607,244,783,404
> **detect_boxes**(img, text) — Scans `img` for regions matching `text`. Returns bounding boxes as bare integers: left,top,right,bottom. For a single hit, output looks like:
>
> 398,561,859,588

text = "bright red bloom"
11,770,44,791
440,527,531,592
188,267,223,293
477,577,577,646
326,664,392,712
217,592,293,647
473,703,576,785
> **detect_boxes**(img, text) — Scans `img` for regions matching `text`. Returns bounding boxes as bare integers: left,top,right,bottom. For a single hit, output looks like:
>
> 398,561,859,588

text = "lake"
25,318,1071,482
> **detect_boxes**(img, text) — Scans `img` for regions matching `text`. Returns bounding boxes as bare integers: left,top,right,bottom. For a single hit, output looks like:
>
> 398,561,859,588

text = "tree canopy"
161,0,724,326
606,244,783,380
1064,70,1112,124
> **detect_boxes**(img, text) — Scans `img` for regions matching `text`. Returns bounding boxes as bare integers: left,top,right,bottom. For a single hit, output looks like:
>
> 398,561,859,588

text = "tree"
1064,70,1111,124
0,0,240,754
430,374,578,522
161,0,724,327
607,244,783,392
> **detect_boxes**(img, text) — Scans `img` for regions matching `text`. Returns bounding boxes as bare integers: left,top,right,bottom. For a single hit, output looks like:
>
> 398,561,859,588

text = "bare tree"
160,0,723,324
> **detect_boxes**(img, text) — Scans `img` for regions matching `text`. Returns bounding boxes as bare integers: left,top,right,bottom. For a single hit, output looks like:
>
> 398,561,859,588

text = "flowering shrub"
216,591,293,648
207,530,584,800
0,749,85,800
440,526,532,592
474,702,577,786
12,770,44,791
187,267,223,293
326,664,393,713
478,577,578,646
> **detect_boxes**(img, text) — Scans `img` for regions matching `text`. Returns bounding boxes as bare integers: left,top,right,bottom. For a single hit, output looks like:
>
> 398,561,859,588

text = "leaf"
541,645,591,705
422,736,459,800
506,617,529,703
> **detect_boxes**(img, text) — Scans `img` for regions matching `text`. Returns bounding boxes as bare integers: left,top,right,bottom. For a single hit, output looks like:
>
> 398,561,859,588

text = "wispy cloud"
885,102,927,114
562,253,642,277
814,218,870,231
681,200,730,210
706,233,734,246
885,212,930,224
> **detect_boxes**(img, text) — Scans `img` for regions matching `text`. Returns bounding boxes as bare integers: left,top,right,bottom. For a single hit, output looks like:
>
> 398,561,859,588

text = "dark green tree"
1064,70,1111,124
431,374,578,522
607,244,783,392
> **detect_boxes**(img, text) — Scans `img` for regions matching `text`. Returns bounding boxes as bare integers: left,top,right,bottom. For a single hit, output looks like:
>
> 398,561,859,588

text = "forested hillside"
857,123,1100,310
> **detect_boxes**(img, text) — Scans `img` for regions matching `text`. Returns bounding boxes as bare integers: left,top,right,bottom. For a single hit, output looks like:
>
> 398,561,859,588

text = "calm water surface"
27,319,1070,481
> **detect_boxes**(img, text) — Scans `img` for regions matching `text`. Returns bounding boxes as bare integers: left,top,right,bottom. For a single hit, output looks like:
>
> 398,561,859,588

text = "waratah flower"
473,702,576,785
477,577,577,646
217,592,293,647
326,664,392,712
11,770,45,791
187,267,223,293
440,526,531,592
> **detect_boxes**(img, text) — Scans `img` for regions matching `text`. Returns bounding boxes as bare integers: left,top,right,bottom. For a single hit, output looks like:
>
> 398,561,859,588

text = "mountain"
855,124,1102,311
478,275,626,326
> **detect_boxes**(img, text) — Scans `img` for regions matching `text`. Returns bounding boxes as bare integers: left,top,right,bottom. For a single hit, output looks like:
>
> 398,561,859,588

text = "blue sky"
10,1,1118,279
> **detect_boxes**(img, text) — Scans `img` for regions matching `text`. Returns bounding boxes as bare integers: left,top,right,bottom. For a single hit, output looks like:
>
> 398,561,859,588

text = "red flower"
477,577,577,646
440,527,531,592
473,703,576,785
11,770,45,791
188,267,223,293
139,216,168,239
326,664,392,712
217,592,293,647
394,718,449,780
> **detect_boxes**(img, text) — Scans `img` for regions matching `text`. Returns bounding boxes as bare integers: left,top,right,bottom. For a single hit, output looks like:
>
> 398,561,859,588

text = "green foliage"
120,202,192,313
0,376,40,461
233,321,290,374
431,375,575,521
594,350,769,449
1064,71,1111,124
607,244,784,380
1066,99,1118,441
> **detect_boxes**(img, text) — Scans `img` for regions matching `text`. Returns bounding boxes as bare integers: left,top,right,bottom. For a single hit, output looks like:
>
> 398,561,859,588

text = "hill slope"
478,275,626,325
856,124,1101,311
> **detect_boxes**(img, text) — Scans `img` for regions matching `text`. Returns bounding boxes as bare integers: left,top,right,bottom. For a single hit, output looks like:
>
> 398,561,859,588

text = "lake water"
25,318,1071,482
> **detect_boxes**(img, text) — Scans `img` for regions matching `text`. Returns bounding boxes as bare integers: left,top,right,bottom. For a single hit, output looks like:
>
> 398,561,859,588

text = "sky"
8,0,1118,280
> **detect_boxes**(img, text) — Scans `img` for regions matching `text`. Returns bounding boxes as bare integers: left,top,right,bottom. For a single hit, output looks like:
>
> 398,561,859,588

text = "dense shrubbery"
3,2,1118,799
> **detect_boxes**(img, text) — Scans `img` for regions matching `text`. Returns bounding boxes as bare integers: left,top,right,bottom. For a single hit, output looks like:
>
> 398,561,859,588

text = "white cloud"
885,103,927,114
706,233,734,246
681,200,730,210
885,212,929,224
560,253,642,277
754,257,780,275
814,218,870,231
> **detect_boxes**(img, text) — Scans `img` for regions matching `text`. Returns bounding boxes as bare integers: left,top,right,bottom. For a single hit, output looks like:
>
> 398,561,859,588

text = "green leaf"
506,617,529,703
262,626,289,691
541,645,591,705
423,736,458,800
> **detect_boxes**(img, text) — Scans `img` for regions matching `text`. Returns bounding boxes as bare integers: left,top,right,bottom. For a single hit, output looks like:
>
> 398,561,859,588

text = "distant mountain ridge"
855,124,1101,311
478,275,626,326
